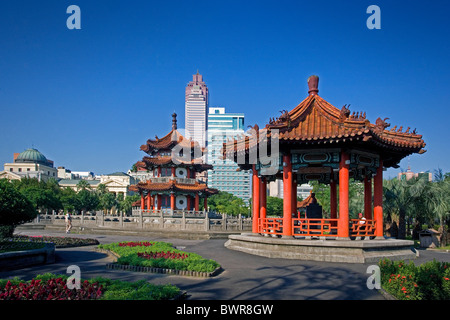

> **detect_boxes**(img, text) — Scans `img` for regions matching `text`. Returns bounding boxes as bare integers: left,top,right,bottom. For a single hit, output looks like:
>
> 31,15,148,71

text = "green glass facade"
207,107,250,204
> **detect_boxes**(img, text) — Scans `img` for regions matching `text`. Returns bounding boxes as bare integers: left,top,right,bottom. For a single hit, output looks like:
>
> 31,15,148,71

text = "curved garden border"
0,243,55,271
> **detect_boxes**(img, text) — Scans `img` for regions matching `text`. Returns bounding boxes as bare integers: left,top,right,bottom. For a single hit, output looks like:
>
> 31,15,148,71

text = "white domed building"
0,148,58,181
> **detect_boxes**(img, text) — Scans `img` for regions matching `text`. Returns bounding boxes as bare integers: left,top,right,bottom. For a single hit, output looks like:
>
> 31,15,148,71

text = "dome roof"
15,148,48,164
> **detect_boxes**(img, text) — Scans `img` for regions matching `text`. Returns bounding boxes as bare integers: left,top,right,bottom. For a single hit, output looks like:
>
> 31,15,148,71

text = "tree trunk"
398,209,406,239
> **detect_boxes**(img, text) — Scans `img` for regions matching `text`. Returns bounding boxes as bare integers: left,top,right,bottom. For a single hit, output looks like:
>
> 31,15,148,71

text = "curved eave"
130,180,217,195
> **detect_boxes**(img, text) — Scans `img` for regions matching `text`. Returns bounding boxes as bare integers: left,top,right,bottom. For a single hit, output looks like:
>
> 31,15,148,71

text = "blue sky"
1,0,449,178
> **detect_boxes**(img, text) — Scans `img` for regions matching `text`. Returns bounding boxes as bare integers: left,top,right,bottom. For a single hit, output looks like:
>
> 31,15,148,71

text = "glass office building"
207,107,251,204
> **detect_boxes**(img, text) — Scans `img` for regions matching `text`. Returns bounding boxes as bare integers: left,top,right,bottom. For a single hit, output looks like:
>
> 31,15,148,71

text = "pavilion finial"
172,112,177,130
307,75,319,96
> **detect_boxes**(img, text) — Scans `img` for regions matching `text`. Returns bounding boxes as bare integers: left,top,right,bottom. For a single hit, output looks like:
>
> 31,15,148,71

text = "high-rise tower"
207,107,251,204
185,71,209,148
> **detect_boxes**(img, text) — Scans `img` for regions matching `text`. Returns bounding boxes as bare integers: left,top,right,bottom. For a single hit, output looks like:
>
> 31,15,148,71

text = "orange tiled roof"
297,191,318,208
140,128,202,153
224,76,426,168
129,179,218,195
140,113,205,153
135,112,210,171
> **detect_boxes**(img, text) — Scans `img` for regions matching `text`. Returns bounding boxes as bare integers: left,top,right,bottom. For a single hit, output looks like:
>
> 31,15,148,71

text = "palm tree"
383,176,429,239
76,179,91,192
425,170,450,245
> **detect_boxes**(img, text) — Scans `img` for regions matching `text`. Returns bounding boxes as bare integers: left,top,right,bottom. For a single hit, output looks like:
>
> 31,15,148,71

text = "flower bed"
0,273,181,300
0,239,46,253
0,277,102,300
379,258,450,300
12,235,99,248
137,251,188,260
98,241,221,275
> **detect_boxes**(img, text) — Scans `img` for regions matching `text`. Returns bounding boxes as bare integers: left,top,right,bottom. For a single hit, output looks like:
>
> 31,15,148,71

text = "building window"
18,168,22,172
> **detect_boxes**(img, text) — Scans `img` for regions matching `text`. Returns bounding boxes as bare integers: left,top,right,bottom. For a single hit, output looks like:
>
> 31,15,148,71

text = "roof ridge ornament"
374,117,390,133
339,104,351,122
172,112,177,130
307,75,319,96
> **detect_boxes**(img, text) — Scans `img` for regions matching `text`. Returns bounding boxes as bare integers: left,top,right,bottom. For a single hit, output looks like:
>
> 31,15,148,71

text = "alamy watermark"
366,265,381,289
66,265,81,289
367,5,381,30
66,5,81,30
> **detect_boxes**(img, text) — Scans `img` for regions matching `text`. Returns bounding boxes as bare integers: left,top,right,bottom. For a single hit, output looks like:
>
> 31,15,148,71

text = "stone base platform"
224,233,417,264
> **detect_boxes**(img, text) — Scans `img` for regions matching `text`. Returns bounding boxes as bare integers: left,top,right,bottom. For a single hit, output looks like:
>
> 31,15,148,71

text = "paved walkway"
3,228,450,300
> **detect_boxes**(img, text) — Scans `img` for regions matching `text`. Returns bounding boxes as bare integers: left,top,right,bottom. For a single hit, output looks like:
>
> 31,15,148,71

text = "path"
3,228,450,301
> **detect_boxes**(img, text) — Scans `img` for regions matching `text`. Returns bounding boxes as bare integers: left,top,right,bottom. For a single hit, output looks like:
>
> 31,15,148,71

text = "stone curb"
105,262,223,278
0,243,55,271
378,287,397,300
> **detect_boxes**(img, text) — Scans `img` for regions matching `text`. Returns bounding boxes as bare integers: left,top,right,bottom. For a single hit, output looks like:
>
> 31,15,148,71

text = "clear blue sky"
1,0,449,178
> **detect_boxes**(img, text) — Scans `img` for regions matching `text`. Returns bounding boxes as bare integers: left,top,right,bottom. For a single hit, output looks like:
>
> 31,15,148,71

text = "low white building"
99,172,137,197
0,148,58,182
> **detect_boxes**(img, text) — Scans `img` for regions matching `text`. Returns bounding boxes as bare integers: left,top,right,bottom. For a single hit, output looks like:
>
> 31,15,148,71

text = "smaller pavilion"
129,113,218,213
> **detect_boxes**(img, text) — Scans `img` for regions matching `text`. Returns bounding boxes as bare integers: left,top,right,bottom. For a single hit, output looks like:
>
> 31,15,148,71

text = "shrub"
0,180,37,239
379,258,450,300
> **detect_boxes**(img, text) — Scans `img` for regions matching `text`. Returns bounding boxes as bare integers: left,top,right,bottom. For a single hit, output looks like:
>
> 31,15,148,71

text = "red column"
170,192,176,210
157,194,162,210
157,166,161,177
283,154,293,237
330,179,337,220
204,196,208,211
171,167,176,177
187,195,191,211
153,195,156,213
364,175,373,220
194,193,200,211
186,167,190,179
140,193,145,210
374,160,384,238
146,194,151,212
338,151,350,238
252,164,260,233
292,180,297,215
259,177,267,219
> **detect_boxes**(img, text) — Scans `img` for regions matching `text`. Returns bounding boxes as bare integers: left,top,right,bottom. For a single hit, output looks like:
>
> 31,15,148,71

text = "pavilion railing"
292,218,339,237
349,219,376,237
258,217,284,236
257,217,376,238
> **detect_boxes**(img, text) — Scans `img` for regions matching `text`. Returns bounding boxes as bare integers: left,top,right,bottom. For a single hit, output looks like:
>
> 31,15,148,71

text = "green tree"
310,179,364,218
75,189,99,214
425,170,450,245
205,192,250,216
0,179,37,238
383,176,429,239
59,187,77,213
11,177,62,213
99,192,117,215
76,179,91,192
266,196,283,216
119,194,140,215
